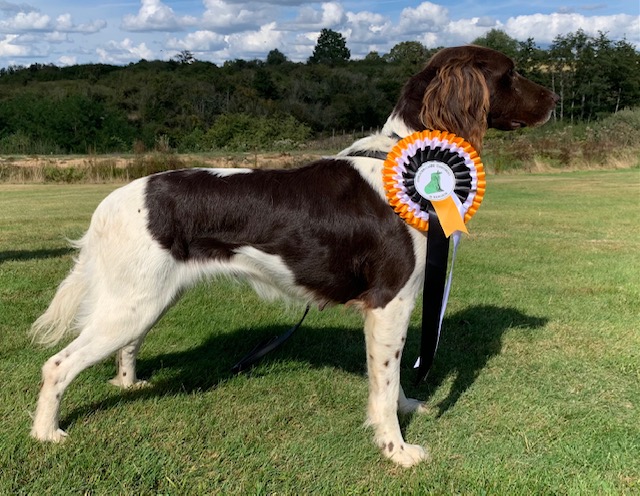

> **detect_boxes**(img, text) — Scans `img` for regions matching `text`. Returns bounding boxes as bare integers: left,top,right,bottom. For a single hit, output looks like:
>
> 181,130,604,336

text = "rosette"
383,131,487,381
383,130,485,237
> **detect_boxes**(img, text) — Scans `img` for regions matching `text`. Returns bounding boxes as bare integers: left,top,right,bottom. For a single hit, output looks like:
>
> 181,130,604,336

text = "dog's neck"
339,115,415,159
381,115,416,141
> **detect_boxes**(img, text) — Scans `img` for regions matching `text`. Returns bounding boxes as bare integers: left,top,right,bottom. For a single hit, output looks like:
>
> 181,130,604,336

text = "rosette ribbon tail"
414,210,451,383
431,196,468,237
381,129,485,383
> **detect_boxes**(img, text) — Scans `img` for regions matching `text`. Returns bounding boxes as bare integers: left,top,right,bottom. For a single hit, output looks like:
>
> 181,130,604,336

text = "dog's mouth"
488,116,530,131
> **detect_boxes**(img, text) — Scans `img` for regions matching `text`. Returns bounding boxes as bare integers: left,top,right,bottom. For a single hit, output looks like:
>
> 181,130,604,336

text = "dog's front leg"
364,297,429,467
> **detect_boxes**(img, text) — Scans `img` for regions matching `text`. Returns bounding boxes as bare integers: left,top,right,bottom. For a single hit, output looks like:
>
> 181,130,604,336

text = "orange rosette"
382,130,485,236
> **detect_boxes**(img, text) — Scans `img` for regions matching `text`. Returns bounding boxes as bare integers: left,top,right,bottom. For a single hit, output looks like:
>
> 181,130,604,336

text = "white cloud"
344,10,390,44
292,2,345,29
0,1,34,15
0,33,28,56
396,2,450,36
441,18,498,46
58,54,76,66
476,16,498,29
0,11,50,31
226,21,283,55
166,22,285,63
0,9,105,34
121,0,197,32
504,12,639,45
55,13,73,31
201,0,267,33
97,38,153,63
44,32,69,43
166,30,227,53
68,20,106,34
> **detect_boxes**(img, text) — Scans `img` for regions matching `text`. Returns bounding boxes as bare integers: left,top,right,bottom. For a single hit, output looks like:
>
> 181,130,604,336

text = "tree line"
0,29,637,154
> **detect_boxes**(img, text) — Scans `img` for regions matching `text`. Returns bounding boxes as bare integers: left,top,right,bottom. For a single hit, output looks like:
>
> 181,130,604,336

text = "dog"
30,45,558,467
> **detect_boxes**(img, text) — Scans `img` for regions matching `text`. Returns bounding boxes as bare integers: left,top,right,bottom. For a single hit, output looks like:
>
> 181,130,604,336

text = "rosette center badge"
414,161,456,202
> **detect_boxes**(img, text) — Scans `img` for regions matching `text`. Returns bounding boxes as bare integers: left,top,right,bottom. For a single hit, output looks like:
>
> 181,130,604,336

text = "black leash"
231,305,310,374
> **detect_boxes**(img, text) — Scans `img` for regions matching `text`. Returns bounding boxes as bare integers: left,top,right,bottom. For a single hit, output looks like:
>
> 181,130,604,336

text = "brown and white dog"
30,45,558,467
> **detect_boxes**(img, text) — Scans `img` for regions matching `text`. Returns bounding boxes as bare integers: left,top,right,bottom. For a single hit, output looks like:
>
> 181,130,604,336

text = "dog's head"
392,45,559,151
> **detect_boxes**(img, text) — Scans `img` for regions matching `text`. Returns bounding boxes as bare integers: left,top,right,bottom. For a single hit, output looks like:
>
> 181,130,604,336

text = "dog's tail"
29,235,90,347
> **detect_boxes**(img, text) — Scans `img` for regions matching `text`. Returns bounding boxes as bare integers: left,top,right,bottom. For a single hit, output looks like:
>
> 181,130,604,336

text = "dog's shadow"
405,305,548,417
63,305,547,425
1,247,74,265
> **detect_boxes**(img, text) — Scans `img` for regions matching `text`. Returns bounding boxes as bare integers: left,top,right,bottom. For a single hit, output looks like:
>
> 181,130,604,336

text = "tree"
308,28,350,66
385,41,431,66
385,41,434,76
364,51,383,63
516,38,547,81
473,29,520,60
266,49,287,65
253,68,279,100
173,50,195,65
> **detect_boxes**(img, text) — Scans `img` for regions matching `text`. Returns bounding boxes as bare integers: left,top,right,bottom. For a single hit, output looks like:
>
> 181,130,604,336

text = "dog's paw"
108,377,149,389
31,427,68,443
398,397,429,416
381,441,430,467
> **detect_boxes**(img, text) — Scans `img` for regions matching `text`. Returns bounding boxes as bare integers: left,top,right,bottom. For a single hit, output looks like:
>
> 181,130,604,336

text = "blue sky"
0,0,637,67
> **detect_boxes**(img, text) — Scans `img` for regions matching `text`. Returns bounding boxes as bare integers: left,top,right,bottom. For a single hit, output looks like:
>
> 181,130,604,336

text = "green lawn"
1,169,638,494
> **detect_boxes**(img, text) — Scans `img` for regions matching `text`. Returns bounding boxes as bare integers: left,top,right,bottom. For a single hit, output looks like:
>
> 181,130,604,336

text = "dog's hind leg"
31,331,128,442
398,386,428,415
109,338,149,389
364,296,430,467
31,295,170,442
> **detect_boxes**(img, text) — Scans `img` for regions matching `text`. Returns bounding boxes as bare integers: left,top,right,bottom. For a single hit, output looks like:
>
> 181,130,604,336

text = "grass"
0,169,639,494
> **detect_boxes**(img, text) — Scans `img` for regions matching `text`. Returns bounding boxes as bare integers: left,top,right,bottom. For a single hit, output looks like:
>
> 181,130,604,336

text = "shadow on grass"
406,305,548,416
61,305,547,428
0,247,73,264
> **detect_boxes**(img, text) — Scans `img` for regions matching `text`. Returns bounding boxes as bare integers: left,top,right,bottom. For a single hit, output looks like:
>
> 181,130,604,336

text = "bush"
0,131,63,155
42,166,86,183
483,108,640,172
593,108,640,147
202,113,312,151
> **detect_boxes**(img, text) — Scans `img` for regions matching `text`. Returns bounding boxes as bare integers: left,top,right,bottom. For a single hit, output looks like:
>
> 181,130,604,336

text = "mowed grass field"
1,169,638,494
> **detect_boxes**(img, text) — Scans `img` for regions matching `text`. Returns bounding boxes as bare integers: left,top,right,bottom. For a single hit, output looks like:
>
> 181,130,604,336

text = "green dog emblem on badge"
423,171,443,195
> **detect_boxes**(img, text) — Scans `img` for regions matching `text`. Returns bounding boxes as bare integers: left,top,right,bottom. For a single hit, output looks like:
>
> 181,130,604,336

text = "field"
1,169,639,494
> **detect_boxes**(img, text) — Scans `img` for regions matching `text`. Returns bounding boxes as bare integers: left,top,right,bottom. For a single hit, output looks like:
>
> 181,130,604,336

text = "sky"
0,0,638,67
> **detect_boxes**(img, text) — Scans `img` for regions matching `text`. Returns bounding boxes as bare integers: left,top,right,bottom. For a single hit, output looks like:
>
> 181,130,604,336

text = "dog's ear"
419,62,489,151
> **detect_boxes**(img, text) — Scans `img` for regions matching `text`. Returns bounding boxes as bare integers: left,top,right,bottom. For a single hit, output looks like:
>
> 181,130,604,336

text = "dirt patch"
0,152,326,171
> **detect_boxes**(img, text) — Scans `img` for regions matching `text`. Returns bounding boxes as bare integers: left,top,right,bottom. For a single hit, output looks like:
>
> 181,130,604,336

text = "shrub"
483,108,640,171
0,131,63,155
42,166,86,183
203,113,312,151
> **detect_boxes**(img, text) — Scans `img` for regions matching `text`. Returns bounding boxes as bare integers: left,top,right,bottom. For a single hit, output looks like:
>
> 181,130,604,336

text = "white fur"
205,167,253,177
